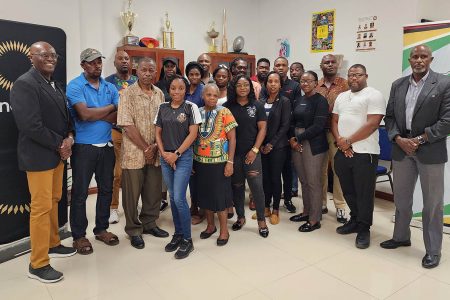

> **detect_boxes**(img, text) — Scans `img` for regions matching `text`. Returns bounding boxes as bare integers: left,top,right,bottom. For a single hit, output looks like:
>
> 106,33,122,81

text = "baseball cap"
162,57,178,66
80,48,105,62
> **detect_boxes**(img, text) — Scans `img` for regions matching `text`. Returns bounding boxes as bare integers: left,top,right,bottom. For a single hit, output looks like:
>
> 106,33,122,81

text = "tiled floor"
1,193,449,300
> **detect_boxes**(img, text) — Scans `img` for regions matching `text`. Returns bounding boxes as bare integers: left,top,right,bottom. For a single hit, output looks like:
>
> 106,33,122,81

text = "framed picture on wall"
311,9,335,53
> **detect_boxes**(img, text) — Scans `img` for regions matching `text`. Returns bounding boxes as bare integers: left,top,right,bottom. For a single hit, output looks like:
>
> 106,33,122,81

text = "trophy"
120,0,139,45
162,12,175,49
221,9,228,53
207,22,219,53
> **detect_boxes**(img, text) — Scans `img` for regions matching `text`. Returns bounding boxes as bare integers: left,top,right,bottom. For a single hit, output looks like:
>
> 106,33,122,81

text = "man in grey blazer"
382,44,450,269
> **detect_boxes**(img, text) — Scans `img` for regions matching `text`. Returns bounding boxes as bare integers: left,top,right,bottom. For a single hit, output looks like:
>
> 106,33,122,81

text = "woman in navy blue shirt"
185,61,204,108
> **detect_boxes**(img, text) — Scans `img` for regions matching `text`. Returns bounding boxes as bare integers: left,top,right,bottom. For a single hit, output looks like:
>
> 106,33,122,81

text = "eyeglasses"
31,53,59,60
347,73,366,79
236,83,250,88
299,80,316,85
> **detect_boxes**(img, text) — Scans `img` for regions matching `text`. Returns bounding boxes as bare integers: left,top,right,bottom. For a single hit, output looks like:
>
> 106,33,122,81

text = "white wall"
0,0,259,80
418,0,450,22
257,0,421,98
2,0,445,96
0,0,81,79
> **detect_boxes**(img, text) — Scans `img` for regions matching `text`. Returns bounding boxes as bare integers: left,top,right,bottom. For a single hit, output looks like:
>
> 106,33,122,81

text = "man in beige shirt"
117,57,168,249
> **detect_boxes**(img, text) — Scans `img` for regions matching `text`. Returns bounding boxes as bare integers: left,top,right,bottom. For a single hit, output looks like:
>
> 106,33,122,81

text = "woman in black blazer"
289,71,329,232
260,71,292,225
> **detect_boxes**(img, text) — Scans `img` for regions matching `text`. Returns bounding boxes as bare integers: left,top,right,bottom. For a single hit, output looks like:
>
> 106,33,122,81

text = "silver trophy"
120,0,139,45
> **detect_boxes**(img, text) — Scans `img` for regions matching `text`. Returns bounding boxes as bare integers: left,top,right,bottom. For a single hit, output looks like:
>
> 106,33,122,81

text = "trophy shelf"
208,53,256,77
118,46,185,82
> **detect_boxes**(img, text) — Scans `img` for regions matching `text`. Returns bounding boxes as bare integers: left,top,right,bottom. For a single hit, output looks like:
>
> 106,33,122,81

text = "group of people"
10,41,450,284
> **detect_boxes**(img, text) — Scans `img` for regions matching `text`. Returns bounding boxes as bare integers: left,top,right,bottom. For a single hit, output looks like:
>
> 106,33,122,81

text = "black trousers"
334,151,378,228
231,153,265,221
70,144,115,239
281,149,293,201
262,147,288,210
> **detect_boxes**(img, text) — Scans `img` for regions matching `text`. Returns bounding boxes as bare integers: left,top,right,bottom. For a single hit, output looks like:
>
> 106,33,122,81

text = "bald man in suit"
382,44,450,269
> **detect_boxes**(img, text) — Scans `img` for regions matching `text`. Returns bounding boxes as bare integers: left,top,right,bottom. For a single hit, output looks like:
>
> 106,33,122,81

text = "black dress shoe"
231,219,246,231
422,253,441,269
283,200,297,213
130,235,145,249
336,219,359,235
290,213,309,222
258,227,269,238
217,235,229,246
143,226,169,238
322,207,329,214
355,230,370,249
299,222,321,232
200,227,217,239
380,239,411,249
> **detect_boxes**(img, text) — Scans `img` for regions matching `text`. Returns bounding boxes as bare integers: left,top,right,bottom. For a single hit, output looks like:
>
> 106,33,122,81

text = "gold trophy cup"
163,12,175,49
120,0,139,45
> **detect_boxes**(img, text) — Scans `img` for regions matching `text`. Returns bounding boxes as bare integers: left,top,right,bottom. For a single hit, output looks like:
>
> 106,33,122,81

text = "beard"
257,73,267,82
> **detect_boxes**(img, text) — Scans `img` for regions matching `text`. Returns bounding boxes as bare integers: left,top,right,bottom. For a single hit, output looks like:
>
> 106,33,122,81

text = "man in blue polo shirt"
67,48,120,255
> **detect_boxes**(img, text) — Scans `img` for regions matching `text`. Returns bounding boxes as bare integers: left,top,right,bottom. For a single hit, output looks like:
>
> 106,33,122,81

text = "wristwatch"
417,135,426,145
251,147,259,154
175,150,182,157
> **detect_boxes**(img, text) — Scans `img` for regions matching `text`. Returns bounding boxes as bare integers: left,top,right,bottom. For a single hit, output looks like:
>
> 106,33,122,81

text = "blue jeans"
160,149,193,240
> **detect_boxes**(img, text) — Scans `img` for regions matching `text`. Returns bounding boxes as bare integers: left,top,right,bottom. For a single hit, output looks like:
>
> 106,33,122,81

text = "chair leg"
388,174,394,193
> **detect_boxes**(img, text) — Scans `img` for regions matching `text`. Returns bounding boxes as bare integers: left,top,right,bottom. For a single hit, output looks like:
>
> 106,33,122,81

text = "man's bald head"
30,41,53,53
197,53,212,76
29,41,57,80
321,54,336,64
114,50,131,75
320,54,338,77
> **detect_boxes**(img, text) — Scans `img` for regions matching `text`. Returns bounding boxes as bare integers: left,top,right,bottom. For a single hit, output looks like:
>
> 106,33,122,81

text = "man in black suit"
382,44,450,269
10,41,76,283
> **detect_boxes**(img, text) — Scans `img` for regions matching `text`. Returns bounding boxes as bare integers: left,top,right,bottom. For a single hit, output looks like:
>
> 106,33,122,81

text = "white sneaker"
336,208,347,223
109,209,120,224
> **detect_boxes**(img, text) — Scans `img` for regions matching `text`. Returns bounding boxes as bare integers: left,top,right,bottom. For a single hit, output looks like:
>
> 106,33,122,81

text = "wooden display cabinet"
208,53,256,77
117,46,185,83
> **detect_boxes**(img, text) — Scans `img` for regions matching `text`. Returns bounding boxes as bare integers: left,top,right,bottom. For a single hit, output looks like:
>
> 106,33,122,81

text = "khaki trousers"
122,166,162,236
26,161,64,268
321,131,346,209
111,129,122,209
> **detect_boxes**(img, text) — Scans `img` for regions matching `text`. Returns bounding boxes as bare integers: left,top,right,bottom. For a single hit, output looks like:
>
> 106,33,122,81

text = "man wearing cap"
156,57,182,102
197,53,214,84
105,50,137,224
66,48,120,254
